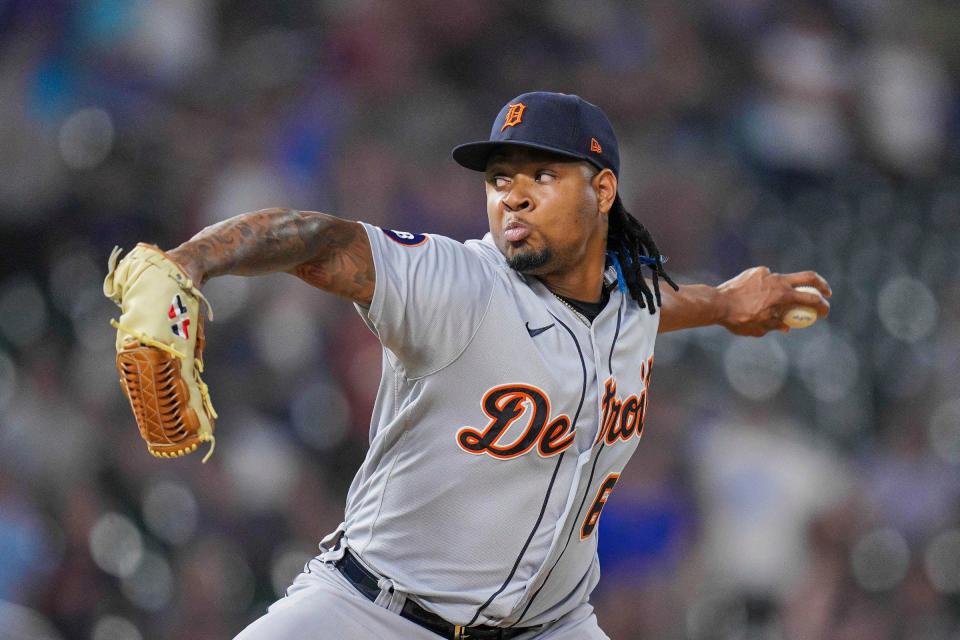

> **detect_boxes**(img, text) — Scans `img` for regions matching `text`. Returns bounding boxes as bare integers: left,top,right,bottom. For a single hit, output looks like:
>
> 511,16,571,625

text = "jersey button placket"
587,322,608,446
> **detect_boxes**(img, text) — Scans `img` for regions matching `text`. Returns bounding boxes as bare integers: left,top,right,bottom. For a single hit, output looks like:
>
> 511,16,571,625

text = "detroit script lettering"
456,384,575,459
457,357,653,460
595,356,653,445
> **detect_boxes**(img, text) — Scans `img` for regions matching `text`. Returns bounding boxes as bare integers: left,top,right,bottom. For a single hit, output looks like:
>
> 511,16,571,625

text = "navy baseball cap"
452,91,621,176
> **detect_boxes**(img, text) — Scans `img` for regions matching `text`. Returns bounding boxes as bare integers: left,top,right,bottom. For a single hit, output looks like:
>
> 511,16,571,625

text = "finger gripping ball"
784,285,820,329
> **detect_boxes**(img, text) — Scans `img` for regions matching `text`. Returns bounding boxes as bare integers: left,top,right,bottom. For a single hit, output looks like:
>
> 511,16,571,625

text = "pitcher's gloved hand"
104,244,217,460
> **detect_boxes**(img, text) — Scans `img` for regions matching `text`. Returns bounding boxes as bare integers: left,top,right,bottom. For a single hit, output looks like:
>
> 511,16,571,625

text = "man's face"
485,147,604,276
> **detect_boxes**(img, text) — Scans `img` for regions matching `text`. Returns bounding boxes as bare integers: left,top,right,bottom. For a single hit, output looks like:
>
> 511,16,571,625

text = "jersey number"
580,473,620,540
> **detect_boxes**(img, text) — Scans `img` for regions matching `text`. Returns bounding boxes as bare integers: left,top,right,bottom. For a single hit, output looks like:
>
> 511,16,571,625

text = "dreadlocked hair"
606,194,678,313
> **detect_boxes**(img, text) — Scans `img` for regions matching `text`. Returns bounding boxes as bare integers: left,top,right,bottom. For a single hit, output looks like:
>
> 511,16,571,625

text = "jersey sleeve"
355,222,497,377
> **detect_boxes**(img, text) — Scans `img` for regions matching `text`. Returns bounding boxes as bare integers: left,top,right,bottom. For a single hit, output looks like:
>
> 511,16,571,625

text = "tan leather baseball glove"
103,244,217,461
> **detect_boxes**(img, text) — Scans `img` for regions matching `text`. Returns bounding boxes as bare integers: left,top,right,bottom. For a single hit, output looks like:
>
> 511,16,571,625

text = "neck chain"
550,291,590,326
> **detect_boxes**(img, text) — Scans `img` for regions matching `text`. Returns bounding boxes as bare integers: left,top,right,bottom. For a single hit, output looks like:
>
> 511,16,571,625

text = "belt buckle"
453,624,470,639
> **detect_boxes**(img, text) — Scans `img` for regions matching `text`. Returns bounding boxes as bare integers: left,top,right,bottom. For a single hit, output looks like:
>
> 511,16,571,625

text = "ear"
593,169,617,215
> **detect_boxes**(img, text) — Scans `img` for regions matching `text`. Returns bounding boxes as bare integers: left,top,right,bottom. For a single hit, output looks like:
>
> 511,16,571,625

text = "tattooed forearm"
167,208,375,305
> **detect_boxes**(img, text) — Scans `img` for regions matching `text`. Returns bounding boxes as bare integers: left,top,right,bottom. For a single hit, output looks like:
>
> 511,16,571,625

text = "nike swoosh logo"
526,322,555,338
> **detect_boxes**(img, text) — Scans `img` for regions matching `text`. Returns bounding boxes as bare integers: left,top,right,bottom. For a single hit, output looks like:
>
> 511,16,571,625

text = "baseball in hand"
783,285,820,329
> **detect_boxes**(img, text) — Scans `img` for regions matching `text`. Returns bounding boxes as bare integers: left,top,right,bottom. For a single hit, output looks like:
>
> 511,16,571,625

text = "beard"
506,246,552,273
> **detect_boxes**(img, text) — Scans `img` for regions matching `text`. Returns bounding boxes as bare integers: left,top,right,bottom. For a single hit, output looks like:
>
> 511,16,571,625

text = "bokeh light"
223,417,301,513
218,543,258,614
72,290,119,353
0,124,67,219
928,398,960,465
120,551,174,612
253,294,321,372
0,350,17,413
142,480,199,545
91,615,143,640
67,345,119,405
201,275,252,323
88,513,144,578
877,276,939,343
0,276,48,348
924,529,960,594
58,108,114,170
850,528,910,592
290,380,351,451
0,601,62,640
723,337,789,401
797,330,859,402
685,592,747,640
48,244,101,315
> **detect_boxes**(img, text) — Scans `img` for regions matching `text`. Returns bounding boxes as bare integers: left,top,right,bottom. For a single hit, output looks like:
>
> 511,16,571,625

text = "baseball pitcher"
105,92,831,639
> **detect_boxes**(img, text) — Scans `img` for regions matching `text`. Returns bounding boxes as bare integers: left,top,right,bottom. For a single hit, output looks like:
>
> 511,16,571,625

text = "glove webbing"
110,318,218,462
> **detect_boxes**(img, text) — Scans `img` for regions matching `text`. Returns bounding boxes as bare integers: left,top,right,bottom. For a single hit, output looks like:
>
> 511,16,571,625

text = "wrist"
712,282,733,327
165,245,206,287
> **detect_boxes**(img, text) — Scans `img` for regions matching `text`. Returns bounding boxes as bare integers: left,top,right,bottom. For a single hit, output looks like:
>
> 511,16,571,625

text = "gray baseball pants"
234,557,610,639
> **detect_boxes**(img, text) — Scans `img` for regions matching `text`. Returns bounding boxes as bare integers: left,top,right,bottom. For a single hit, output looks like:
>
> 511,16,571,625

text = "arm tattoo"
168,208,375,305
290,218,375,305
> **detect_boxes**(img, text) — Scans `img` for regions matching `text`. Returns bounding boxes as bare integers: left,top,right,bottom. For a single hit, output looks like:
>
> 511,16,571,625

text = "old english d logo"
500,102,526,131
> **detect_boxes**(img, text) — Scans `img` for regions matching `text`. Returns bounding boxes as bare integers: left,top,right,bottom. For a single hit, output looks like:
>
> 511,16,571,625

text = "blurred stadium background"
1,0,959,638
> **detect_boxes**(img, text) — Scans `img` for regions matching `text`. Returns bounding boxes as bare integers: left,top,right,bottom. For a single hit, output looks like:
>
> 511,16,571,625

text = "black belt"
335,549,540,640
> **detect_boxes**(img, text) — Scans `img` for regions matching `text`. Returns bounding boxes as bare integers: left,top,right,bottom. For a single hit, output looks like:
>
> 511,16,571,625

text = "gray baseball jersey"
318,222,659,629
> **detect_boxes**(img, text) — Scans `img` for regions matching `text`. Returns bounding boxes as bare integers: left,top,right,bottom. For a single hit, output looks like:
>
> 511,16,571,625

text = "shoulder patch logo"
590,137,602,154
500,102,527,131
382,228,428,247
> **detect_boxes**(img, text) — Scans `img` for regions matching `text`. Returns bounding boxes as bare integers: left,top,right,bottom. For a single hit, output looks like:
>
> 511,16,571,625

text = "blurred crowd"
1,0,959,639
